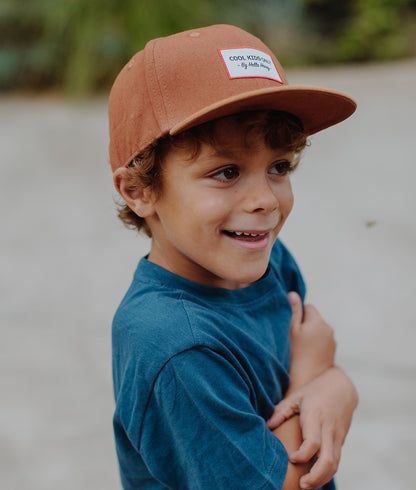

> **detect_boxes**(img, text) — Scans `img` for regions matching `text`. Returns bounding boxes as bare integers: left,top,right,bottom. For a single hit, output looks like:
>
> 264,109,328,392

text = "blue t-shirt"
112,239,335,489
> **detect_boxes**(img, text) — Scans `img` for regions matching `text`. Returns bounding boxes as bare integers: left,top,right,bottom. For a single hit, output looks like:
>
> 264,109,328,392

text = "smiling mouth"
223,230,269,242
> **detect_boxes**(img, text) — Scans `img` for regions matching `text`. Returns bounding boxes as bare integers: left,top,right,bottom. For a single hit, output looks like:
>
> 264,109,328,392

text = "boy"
109,24,358,489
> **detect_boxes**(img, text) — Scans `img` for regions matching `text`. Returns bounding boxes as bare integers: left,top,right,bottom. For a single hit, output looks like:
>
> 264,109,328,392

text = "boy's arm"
272,367,357,489
140,347,303,489
268,293,358,489
272,415,314,489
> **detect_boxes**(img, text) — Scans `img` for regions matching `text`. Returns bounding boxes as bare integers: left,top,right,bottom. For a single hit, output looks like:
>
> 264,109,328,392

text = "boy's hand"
268,367,358,489
287,292,336,389
267,294,358,488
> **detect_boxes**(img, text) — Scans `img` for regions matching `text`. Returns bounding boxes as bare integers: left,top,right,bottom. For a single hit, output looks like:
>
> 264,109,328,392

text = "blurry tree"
334,0,412,61
39,0,220,93
0,0,415,94
302,0,416,62
0,0,222,93
0,0,55,90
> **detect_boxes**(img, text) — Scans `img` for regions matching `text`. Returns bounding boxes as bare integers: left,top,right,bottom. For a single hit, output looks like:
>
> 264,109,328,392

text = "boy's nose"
243,178,279,214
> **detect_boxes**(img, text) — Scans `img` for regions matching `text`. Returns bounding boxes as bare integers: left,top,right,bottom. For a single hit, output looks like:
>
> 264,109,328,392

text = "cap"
109,24,356,171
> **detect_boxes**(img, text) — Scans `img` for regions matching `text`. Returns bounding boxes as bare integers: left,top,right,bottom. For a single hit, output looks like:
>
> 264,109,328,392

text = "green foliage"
0,0,415,93
302,0,416,63
0,0,224,93
334,0,411,61
0,0,54,89
46,0,218,93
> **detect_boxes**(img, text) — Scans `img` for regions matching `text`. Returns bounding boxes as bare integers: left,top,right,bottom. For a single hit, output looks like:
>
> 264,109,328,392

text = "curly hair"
117,110,309,237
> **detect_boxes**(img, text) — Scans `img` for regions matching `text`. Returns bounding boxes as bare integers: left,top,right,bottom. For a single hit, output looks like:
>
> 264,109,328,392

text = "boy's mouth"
223,230,268,242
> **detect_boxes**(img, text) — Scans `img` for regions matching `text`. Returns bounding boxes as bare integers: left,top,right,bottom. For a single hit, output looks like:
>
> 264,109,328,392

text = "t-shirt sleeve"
139,347,289,489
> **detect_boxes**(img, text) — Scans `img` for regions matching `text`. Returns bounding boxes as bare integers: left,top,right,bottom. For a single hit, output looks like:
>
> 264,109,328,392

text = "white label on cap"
219,47,282,83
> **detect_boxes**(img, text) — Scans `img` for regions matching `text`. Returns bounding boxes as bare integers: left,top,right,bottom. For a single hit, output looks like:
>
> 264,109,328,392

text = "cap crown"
109,24,356,171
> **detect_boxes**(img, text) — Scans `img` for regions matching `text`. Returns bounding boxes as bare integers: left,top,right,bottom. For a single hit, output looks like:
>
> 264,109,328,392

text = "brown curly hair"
117,110,309,237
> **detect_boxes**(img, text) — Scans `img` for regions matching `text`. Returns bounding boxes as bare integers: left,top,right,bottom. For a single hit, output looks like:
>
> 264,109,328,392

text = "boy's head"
116,109,308,237
109,24,356,288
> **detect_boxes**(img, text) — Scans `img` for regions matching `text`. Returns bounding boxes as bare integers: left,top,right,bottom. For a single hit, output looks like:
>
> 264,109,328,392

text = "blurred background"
2,0,416,95
1,1,415,489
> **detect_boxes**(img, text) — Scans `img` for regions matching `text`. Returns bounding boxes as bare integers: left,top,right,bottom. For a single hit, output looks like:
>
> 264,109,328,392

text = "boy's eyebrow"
203,144,266,161
207,148,240,160
202,146,295,162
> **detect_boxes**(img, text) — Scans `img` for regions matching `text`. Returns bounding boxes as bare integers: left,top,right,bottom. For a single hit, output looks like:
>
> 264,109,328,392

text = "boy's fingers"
289,414,321,463
302,303,320,323
266,397,299,429
299,427,340,489
289,438,320,464
300,453,337,489
288,291,302,331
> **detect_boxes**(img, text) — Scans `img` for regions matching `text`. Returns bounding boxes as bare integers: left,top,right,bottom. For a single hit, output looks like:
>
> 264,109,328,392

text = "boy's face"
146,119,295,289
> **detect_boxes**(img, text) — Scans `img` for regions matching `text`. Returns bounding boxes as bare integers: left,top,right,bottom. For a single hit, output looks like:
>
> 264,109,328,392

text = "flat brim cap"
109,24,356,171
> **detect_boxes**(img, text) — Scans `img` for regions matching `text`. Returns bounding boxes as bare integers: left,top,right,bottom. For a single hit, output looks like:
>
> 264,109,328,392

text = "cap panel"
144,38,171,134
109,50,164,170
151,24,287,131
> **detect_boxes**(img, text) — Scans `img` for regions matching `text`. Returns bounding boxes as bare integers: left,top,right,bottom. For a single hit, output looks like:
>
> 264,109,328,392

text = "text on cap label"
219,47,282,83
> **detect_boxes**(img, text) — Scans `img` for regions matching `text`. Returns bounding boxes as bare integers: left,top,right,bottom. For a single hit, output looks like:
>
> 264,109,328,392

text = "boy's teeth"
230,231,265,237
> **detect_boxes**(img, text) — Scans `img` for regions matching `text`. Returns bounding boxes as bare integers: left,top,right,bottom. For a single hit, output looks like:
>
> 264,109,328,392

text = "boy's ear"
113,167,156,218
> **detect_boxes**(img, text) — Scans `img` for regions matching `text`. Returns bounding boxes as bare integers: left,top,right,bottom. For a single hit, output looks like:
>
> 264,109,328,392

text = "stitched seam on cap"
150,39,172,130
145,40,166,134
156,52,175,128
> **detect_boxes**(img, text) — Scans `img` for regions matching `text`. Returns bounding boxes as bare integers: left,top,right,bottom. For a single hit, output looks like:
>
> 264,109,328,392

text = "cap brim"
170,85,356,136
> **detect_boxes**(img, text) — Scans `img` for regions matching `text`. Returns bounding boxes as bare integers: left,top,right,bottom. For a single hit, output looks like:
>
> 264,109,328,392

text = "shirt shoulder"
270,239,306,301
112,272,199,392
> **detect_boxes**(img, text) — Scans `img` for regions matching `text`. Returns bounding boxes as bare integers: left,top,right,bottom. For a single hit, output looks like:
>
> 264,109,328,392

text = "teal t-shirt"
112,239,335,489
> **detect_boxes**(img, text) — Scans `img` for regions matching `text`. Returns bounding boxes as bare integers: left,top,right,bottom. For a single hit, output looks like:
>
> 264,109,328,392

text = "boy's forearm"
286,362,333,396
287,364,358,402
272,415,313,489
269,367,358,488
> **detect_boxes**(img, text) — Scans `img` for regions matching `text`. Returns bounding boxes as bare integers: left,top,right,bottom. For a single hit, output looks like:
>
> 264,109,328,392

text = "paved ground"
1,59,415,489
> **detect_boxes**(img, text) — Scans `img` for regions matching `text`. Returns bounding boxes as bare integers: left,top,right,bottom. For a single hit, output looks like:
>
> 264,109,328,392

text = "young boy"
109,24,358,489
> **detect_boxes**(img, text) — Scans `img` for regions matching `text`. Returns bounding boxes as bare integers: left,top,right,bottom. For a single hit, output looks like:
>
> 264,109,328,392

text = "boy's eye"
212,166,240,181
270,161,294,176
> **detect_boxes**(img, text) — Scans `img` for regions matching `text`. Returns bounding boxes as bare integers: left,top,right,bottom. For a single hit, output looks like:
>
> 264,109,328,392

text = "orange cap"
109,24,356,171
